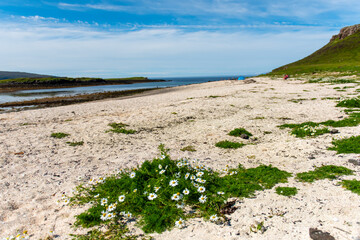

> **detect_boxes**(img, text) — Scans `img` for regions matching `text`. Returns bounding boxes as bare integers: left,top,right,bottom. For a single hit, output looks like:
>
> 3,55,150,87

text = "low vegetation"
296,165,353,182
336,97,360,108
275,187,298,196
51,132,70,139
341,179,360,195
328,136,360,153
107,123,136,134
228,128,253,137
67,141,84,147
0,76,149,84
65,145,291,237
215,140,245,149
180,146,196,152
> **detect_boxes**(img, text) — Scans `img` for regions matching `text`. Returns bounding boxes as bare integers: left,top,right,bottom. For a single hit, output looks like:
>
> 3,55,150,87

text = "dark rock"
330,129,339,134
243,79,256,84
309,228,335,240
308,156,316,160
240,134,249,139
220,200,238,215
349,159,360,166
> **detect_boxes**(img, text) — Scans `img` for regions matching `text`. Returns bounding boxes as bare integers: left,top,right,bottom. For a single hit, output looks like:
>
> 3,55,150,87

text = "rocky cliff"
330,24,360,41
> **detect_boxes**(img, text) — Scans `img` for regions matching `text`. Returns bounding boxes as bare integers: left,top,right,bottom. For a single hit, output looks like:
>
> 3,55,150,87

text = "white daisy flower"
210,214,218,222
177,162,183,168
201,179,206,184
159,169,166,174
185,173,190,179
158,164,162,169
100,198,108,206
160,154,166,160
100,212,108,221
171,193,182,201
118,195,125,202
97,177,105,183
196,172,204,177
176,202,185,209
125,212,132,218
169,179,178,187
63,199,70,205
107,212,115,219
94,194,100,198
89,178,95,184
133,189,137,193
199,195,207,203
175,218,185,228
107,203,117,212
197,186,206,193
195,178,202,183
190,175,196,180
130,172,136,178
217,191,225,195
148,193,157,200
193,183,199,188
154,186,161,192
183,188,190,195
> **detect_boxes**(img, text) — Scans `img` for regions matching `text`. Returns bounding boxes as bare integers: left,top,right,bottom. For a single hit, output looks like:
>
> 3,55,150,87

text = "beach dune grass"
328,135,360,153
336,97,360,108
228,128,253,137
296,165,353,182
215,140,245,149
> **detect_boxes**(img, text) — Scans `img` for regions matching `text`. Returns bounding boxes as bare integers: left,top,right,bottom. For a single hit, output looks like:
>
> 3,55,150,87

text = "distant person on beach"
283,74,289,80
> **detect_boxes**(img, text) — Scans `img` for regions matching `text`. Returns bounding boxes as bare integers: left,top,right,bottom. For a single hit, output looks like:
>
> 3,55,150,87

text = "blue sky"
0,0,359,77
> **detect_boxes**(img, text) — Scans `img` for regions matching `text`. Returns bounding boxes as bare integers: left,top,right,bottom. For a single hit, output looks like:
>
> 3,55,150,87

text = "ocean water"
0,76,244,104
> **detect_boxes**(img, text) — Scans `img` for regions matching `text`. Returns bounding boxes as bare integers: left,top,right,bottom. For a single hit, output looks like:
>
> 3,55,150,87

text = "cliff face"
330,24,360,41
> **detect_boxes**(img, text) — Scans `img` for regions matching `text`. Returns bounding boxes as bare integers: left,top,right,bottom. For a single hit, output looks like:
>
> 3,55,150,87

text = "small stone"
330,129,339,134
348,159,360,166
308,156,316,160
240,134,249,139
309,228,335,240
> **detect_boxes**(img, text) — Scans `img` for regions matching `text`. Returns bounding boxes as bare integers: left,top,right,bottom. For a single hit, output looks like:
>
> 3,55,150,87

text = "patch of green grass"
67,141,84,147
328,136,360,153
296,165,353,182
275,187,298,196
208,95,221,98
228,128,253,137
171,112,177,115
66,145,291,234
51,132,70,139
290,125,330,138
215,140,245,149
107,122,136,134
341,179,360,195
180,146,196,152
336,97,360,108
253,116,265,120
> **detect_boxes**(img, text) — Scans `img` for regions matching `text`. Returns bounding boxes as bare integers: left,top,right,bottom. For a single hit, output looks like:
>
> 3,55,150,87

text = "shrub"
215,140,245,149
296,165,353,182
67,141,84,147
51,132,70,138
180,146,196,152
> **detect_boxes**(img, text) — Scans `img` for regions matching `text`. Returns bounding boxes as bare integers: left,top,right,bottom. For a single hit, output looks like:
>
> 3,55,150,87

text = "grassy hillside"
268,30,360,76
0,71,55,80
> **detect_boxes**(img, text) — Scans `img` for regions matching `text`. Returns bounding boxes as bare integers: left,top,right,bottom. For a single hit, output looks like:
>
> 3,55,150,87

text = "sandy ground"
1,77,360,239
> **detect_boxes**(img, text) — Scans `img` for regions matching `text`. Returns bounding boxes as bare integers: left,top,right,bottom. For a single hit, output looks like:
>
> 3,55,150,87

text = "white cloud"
0,21,336,77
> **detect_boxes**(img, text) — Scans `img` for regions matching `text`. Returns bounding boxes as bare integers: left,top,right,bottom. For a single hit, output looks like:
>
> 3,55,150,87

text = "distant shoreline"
0,78,166,93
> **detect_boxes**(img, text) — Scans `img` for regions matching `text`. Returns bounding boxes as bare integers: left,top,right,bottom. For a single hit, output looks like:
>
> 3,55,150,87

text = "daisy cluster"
1,232,29,240
68,145,291,234
291,124,329,137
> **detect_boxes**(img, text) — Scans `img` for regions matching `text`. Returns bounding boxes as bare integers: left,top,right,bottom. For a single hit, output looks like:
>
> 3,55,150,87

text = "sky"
0,0,359,78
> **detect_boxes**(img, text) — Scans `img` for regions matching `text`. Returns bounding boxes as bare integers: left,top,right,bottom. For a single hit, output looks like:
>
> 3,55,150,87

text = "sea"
0,76,247,104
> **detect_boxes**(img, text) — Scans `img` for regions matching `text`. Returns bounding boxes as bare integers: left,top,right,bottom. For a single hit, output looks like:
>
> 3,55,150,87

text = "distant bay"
0,76,244,104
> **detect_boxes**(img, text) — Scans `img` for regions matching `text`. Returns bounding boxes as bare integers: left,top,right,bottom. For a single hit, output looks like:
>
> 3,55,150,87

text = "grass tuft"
180,146,196,152
341,179,360,195
336,97,360,108
296,165,353,182
228,128,253,137
275,187,298,196
107,122,136,134
328,135,360,153
66,141,84,147
215,140,245,149
51,132,70,139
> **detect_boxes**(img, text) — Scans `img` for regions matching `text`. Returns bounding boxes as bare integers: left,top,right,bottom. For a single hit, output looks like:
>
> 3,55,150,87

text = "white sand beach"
1,77,359,239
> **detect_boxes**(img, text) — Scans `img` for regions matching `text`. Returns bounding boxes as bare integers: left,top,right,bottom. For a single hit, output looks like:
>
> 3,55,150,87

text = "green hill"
268,24,360,76
0,71,56,80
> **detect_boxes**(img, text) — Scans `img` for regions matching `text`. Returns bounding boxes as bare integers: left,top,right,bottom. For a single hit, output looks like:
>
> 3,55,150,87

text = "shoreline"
1,77,359,239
